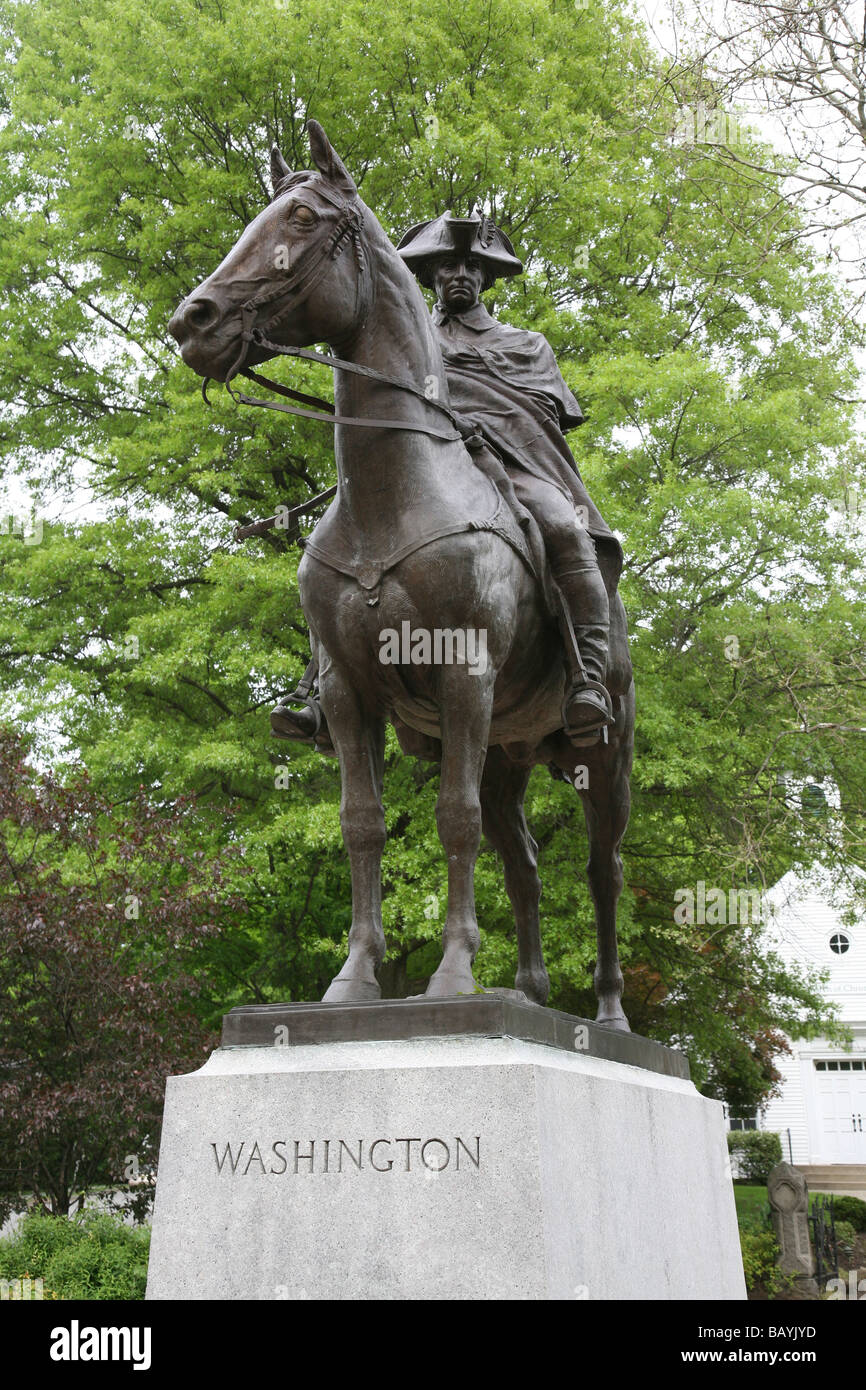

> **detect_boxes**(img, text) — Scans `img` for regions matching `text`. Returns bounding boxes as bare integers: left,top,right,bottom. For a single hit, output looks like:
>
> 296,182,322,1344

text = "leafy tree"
669,0,866,286
0,727,247,1223
0,0,863,1107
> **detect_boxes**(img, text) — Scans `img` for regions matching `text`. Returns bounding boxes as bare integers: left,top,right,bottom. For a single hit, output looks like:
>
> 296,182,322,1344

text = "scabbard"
234,484,337,540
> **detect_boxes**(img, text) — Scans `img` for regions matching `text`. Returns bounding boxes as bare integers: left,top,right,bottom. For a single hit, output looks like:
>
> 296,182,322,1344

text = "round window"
829,932,850,955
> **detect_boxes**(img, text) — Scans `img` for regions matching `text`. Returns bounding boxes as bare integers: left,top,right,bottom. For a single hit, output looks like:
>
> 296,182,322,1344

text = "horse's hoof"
424,971,480,999
476,986,531,1004
514,969,550,1007
322,977,381,1003
595,1010,630,1033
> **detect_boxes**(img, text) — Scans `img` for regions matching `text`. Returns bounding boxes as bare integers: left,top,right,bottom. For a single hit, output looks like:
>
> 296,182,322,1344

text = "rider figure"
272,211,620,747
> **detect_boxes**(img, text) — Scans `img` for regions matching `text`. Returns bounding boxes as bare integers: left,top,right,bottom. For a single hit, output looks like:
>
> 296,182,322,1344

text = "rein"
230,333,482,541
217,187,473,444
231,335,470,443
220,183,482,541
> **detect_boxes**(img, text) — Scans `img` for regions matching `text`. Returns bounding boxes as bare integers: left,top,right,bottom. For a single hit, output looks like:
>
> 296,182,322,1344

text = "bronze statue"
169,122,634,1029
274,212,620,747
397,211,621,739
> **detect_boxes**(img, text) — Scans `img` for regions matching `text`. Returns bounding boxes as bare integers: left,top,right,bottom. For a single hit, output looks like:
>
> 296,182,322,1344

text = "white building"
738,869,866,1186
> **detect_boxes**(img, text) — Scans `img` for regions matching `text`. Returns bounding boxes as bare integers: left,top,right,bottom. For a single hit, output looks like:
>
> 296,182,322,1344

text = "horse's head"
169,122,367,381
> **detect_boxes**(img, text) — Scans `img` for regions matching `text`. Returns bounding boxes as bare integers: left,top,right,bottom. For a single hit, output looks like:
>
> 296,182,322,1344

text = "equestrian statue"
168,121,635,1029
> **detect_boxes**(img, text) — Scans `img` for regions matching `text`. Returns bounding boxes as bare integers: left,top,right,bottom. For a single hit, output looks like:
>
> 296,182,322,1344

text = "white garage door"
813,1060,866,1162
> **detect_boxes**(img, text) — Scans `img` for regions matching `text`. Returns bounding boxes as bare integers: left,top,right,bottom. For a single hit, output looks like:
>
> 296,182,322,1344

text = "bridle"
213,177,474,448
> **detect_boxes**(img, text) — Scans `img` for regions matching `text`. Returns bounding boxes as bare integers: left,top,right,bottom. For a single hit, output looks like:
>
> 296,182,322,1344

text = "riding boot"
552,562,615,745
270,658,335,754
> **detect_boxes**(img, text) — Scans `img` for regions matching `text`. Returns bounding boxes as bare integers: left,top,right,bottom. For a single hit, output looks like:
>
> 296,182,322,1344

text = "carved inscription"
210,1136,481,1175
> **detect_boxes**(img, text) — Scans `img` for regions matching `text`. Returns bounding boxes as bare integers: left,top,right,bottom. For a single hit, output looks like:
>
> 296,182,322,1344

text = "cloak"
433,300,622,581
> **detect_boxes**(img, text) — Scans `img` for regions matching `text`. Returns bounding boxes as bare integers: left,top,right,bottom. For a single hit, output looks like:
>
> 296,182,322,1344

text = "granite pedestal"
145,999,745,1300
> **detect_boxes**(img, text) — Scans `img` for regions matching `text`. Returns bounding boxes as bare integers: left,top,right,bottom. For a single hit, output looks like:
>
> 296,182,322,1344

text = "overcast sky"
2,0,862,532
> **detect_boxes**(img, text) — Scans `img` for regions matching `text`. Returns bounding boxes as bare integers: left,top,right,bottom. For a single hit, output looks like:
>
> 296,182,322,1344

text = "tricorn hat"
396,211,523,290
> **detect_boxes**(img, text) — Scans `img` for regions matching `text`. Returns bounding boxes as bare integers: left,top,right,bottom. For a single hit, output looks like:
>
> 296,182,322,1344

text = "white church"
730,868,866,1189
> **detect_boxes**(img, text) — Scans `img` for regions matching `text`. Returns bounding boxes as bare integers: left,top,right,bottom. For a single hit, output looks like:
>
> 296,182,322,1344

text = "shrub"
0,1212,149,1300
0,1213,84,1277
727,1130,783,1184
830,1196,866,1232
834,1220,856,1258
740,1230,780,1293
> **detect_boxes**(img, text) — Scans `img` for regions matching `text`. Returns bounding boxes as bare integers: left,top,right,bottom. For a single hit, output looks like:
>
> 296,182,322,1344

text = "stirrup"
299,694,324,736
562,677,614,746
271,695,325,743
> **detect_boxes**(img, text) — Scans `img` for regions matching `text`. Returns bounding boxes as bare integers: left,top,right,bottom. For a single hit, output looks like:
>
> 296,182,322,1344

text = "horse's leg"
318,662,386,1003
479,748,549,1006
578,680,635,1031
425,671,495,998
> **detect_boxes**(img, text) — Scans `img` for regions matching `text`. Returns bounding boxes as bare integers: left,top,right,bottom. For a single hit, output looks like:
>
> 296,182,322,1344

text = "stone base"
146,1021,745,1300
220,995,690,1079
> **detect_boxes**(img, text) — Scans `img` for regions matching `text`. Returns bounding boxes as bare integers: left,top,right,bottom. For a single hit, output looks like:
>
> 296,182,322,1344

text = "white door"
813,1061,866,1162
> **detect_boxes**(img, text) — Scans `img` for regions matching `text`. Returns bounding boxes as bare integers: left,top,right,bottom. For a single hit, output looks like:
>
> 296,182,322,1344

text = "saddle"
273,440,623,751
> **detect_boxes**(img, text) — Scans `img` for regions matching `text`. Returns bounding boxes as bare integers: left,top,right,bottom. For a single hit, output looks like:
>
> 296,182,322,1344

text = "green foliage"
0,728,245,1223
830,1196,866,1233
739,1229,781,1294
732,1183,772,1233
727,1130,783,1184
700,1034,792,1114
834,1220,856,1258
0,0,862,1097
0,1212,150,1301
734,1185,795,1296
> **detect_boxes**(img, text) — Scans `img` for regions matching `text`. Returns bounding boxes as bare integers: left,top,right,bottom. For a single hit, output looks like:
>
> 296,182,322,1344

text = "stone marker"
768,1161,818,1294
146,1002,746,1301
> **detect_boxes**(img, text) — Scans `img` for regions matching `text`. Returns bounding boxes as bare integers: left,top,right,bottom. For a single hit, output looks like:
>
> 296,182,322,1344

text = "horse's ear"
270,145,293,196
306,120,357,195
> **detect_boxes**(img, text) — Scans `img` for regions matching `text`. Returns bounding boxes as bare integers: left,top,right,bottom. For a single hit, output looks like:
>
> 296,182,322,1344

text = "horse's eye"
293,205,317,226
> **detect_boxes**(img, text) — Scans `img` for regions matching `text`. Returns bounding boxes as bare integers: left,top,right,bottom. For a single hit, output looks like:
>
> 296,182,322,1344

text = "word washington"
211,1136,482,1175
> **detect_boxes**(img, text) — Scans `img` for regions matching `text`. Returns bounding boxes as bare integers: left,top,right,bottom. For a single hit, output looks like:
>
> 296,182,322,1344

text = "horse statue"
168,121,634,1030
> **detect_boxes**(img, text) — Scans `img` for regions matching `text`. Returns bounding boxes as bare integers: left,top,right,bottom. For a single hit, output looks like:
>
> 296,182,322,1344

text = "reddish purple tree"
0,727,247,1222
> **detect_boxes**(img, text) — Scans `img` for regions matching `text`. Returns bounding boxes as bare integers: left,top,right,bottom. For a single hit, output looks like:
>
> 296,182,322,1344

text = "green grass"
734,1182,842,1225
733,1184,771,1230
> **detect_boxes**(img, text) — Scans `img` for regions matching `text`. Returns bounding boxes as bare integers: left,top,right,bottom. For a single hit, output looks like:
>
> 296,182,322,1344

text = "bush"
831,1195,866,1232
0,1212,149,1300
739,1230,781,1293
834,1220,856,1257
727,1130,783,1184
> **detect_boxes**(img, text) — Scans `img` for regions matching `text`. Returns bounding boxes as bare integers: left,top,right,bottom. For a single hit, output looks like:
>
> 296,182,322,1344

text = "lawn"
733,1184,771,1230
733,1182,840,1229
